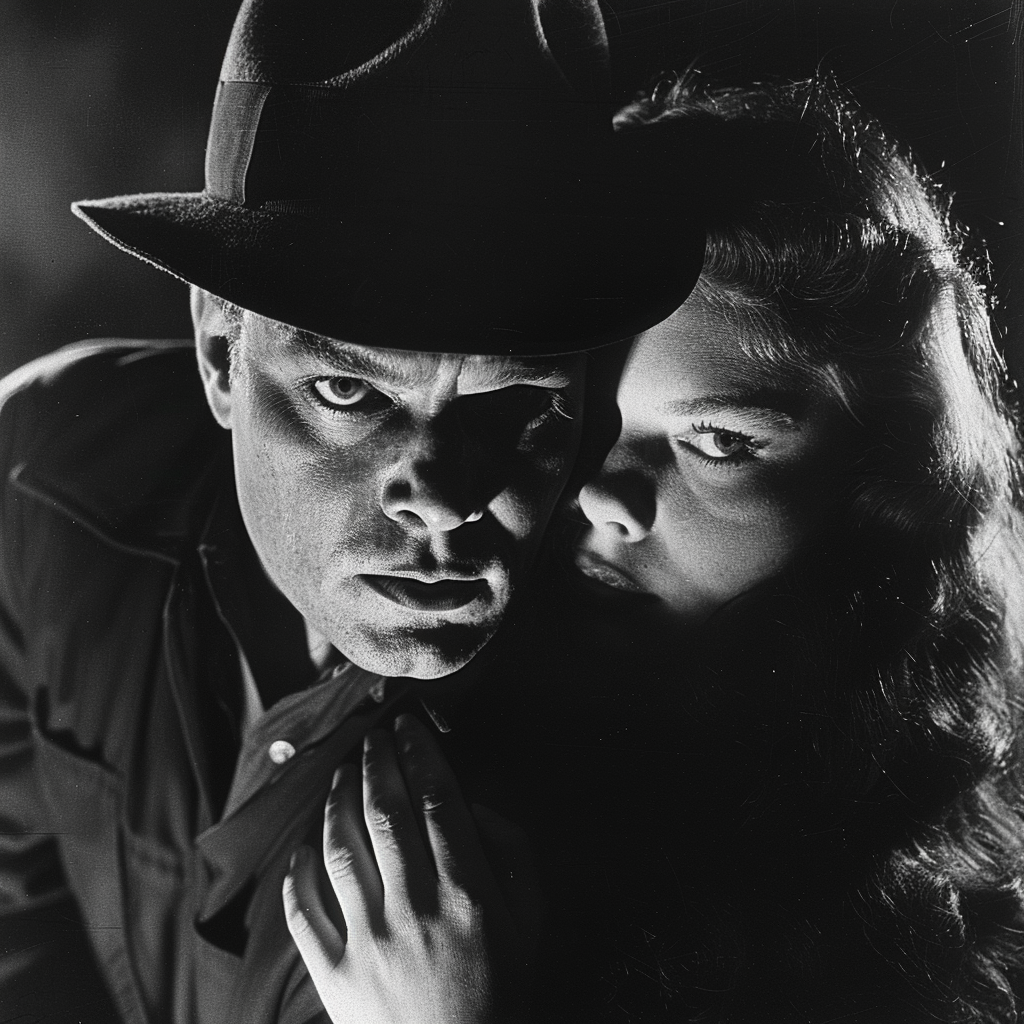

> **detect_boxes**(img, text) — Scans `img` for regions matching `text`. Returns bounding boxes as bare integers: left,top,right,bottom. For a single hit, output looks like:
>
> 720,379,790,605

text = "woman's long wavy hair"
609,76,1024,1021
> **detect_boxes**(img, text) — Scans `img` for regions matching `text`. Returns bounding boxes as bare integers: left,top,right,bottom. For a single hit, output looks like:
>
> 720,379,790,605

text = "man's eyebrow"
287,330,573,388
287,331,420,382
664,390,808,429
469,360,575,389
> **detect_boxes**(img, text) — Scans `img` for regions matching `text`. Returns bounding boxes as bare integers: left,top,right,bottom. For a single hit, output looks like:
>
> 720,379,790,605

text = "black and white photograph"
1,1,1023,1021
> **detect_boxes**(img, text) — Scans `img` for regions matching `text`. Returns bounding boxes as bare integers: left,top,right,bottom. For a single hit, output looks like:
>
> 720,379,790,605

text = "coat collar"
6,338,228,563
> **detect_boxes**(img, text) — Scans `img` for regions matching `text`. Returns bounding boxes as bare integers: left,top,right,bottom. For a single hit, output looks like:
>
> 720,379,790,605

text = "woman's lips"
573,551,652,598
361,575,489,612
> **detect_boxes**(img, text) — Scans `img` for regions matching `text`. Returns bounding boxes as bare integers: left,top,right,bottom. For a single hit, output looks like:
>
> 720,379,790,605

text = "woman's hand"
282,713,541,1024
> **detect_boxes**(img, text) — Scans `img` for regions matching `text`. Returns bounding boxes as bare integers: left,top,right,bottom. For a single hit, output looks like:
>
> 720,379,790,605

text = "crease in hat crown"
221,0,599,91
200,0,611,211
71,0,704,355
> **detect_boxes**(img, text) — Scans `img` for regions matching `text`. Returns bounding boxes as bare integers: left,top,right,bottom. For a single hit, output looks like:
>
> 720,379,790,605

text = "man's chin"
339,621,495,680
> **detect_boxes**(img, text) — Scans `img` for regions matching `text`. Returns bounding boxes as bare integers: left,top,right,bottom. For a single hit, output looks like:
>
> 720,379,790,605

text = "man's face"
215,311,585,679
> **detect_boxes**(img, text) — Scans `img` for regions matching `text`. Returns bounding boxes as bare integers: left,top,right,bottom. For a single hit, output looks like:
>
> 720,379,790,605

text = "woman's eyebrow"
664,390,805,429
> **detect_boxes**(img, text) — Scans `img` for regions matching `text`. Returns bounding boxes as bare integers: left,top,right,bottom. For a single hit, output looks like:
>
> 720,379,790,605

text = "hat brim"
73,190,704,356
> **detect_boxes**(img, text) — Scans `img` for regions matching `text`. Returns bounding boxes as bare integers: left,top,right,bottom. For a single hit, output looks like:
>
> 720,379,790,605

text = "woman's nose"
577,464,655,542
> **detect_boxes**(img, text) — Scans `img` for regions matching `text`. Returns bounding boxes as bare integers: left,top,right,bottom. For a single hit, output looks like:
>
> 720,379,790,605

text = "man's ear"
192,286,236,429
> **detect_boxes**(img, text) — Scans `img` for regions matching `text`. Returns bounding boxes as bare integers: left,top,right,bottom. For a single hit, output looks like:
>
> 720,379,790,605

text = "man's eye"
456,386,558,433
311,377,386,411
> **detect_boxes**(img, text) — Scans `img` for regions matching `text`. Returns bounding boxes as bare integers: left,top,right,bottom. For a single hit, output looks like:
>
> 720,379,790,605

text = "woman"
284,75,1024,1022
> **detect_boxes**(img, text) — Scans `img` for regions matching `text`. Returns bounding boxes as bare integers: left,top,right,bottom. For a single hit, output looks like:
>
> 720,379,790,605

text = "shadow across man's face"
200,307,586,680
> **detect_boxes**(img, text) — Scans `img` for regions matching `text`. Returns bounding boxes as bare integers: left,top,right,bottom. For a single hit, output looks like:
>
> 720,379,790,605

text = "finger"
472,803,545,947
282,845,345,984
362,728,434,909
394,713,490,895
323,764,384,934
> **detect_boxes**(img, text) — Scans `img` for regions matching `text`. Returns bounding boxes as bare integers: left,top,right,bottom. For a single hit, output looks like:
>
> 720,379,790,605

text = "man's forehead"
277,324,581,389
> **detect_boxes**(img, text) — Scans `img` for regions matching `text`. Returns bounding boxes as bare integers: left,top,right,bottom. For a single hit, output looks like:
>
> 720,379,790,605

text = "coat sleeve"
0,361,120,1022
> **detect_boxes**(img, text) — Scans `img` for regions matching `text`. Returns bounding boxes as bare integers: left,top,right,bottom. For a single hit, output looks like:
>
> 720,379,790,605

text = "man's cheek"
519,435,581,530
491,472,567,547
519,410,583,480
518,409,582,460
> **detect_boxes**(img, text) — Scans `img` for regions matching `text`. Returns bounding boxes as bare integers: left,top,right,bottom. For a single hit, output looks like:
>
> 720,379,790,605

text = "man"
0,0,702,1021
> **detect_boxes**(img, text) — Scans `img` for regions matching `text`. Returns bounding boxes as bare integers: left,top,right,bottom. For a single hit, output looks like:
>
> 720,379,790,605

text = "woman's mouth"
573,551,653,599
361,575,490,612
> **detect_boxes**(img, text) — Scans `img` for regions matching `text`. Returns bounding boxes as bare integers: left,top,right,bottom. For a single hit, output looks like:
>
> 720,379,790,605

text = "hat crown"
72,0,705,356
205,0,615,217
220,0,608,99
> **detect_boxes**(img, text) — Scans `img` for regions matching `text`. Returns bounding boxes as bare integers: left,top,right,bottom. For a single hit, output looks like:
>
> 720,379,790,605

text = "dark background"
1,0,1021,380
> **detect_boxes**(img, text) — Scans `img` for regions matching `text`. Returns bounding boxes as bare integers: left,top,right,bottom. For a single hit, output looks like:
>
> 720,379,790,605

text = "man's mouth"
573,551,654,600
361,574,490,612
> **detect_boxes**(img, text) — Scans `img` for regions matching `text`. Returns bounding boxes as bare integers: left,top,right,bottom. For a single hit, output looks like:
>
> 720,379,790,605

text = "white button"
269,740,296,764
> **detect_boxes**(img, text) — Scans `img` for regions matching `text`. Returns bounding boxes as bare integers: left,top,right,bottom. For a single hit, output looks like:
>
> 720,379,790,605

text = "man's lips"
361,574,490,612
573,550,653,599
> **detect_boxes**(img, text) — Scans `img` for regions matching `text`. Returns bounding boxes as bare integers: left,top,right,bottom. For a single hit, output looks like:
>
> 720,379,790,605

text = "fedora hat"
72,0,704,356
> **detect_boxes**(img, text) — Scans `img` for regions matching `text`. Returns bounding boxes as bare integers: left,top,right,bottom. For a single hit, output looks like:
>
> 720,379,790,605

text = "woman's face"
574,287,844,627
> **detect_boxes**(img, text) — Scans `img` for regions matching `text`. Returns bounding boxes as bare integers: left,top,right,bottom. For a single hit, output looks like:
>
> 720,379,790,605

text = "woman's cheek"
667,480,810,604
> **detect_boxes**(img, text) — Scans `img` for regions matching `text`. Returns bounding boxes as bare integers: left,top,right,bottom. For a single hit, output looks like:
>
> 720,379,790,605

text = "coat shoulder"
0,339,225,554
0,338,199,454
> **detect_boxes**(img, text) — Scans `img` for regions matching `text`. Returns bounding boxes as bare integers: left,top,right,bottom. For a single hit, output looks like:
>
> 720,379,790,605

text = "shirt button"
268,740,296,765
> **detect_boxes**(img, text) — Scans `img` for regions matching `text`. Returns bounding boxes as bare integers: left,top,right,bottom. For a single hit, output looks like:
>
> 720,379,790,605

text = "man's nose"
577,458,655,543
380,427,483,532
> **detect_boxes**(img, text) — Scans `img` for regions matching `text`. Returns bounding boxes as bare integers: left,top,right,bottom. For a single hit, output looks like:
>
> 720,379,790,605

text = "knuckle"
390,905,445,947
415,773,461,817
365,799,403,841
419,788,448,815
440,884,485,927
323,843,358,882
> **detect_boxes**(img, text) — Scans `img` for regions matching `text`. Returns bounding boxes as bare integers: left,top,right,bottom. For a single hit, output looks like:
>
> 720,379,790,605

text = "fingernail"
395,713,423,738
331,765,347,790
289,846,307,871
394,714,421,755
364,728,388,752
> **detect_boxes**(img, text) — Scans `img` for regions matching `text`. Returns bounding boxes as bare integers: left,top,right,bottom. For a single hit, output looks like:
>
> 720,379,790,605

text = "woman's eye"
311,377,385,411
685,424,757,462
